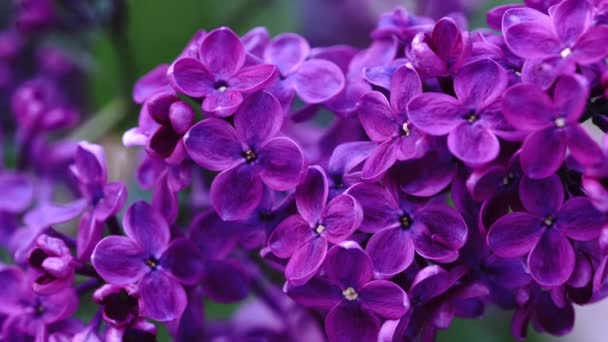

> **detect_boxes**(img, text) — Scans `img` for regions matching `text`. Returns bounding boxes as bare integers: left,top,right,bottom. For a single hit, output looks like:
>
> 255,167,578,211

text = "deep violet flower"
268,166,363,285
408,58,518,165
285,242,409,342
502,0,608,88
27,234,75,295
502,73,603,179
168,27,278,117
347,182,468,278
184,91,305,220
487,175,606,286
356,64,428,180
91,201,204,321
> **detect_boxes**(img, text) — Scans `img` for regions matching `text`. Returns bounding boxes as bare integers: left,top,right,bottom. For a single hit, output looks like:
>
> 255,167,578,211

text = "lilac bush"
1,0,608,341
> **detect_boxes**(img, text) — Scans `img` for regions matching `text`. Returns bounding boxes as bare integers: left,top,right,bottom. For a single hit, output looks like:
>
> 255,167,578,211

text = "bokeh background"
66,0,607,340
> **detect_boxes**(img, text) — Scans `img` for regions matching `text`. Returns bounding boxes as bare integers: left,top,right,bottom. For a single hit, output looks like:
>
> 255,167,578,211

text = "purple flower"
357,65,428,179
91,201,204,321
70,142,127,260
105,318,157,342
502,0,608,87
502,74,603,179
325,141,376,198
347,182,468,278
285,242,409,342
168,27,278,117
268,166,363,285
132,64,171,104
511,285,574,339
27,234,75,295
93,284,139,328
184,91,305,220
263,33,345,110
0,171,34,214
487,175,606,286
409,58,516,165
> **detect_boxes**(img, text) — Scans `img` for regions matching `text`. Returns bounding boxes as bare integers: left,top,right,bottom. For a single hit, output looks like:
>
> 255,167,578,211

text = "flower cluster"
2,0,608,341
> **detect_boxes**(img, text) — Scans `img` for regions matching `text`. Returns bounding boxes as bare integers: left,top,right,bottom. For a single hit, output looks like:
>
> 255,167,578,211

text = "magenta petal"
202,89,243,117
520,128,567,179
167,58,214,97
502,83,553,130
133,64,170,104
361,140,398,180
123,201,170,254
258,137,305,191
199,27,245,78
322,194,363,243
184,118,242,171
357,91,396,141
553,74,588,122
572,25,608,64
325,302,380,342
285,277,342,310
550,0,591,45
346,183,400,233
160,238,204,285
76,212,104,260
210,163,263,221
487,212,544,257
0,172,33,213
535,291,574,336
234,91,282,148
528,229,575,287
268,214,313,258
566,125,604,167
74,142,106,184
293,59,345,104
296,166,328,225
95,182,128,221
408,93,464,135
264,33,310,75
366,228,415,278
411,204,468,261
358,280,409,319
139,272,187,322
91,236,147,285
229,64,277,93
285,237,327,286
454,59,507,107
389,65,422,114
519,175,564,216
325,242,373,289
448,123,499,165
502,8,561,59
557,198,604,241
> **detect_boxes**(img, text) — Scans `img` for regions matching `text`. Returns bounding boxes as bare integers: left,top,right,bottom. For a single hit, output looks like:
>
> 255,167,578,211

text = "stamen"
214,80,229,92
400,214,412,228
465,112,479,124
342,287,358,301
243,149,257,163
543,215,555,227
315,224,326,234
560,48,572,59
554,117,566,128
145,257,159,270
502,172,516,186
402,122,411,136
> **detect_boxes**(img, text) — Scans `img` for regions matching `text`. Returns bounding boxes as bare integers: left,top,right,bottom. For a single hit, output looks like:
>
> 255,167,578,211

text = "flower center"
543,215,556,228
243,149,257,163
560,48,572,59
465,111,478,124
214,80,229,92
34,302,45,317
342,287,358,301
145,256,159,270
315,224,326,234
554,117,566,128
400,213,412,229
402,122,411,136
502,172,516,186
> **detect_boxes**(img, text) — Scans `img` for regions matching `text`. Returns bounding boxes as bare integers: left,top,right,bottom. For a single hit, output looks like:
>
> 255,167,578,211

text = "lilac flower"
168,27,278,117
263,33,345,110
409,58,516,165
105,318,157,342
357,65,428,179
502,0,608,88
184,91,305,220
502,74,603,179
91,201,204,321
93,284,139,328
487,175,606,286
286,242,409,342
372,7,434,42
27,234,75,295
70,142,127,260
347,182,468,278
268,166,363,285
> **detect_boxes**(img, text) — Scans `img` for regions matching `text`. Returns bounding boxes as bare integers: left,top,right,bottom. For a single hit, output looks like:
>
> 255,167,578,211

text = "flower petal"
268,214,313,258
502,8,561,59
76,212,104,261
285,237,328,286
534,291,574,336
258,137,305,191
502,83,553,130
408,93,464,135
123,201,170,254
447,123,500,165
566,124,604,167
346,182,400,233
550,0,592,46
210,163,263,221
325,242,373,290
572,25,608,64
133,64,170,104
557,198,604,241
553,74,588,123
293,59,345,103
199,27,245,78
361,140,399,181
520,127,567,179
160,238,204,285
285,276,342,310
167,58,214,97
359,280,409,319
234,91,282,148
74,142,106,185
322,194,363,243
0,172,33,213
325,302,380,342
519,174,564,216
91,236,147,285
366,228,415,278
487,212,544,257
229,64,278,93
389,65,422,114
454,59,507,108
184,118,242,171
296,165,328,225
411,204,468,261
139,272,187,322
357,91,397,141
528,229,575,287
202,89,243,117
264,33,310,75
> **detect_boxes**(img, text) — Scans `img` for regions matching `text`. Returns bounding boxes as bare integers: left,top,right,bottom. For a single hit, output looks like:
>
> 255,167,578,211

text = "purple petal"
553,74,588,123
258,137,305,191
357,91,396,141
567,124,604,167
296,166,328,225
184,118,242,171
519,175,564,216
502,83,553,130
455,59,507,108
366,228,415,278
346,182,400,233
268,214,313,258
210,163,263,221
528,229,575,286
123,201,170,254
487,212,543,257
0,267,24,313
502,8,561,59
389,65,422,114
572,25,608,63
264,33,310,75
328,141,376,176
293,59,345,103
534,291,574,336
361,140,398,180
160,238,204,285
322,194,363,243
411,204,468,261
408,93,464,135
285,277,342,310
94,182,128,221
520,128,567,179
229,64,277,93
202,89,243,117
199,27,245,78
24,199,88,229
202,260,249,303
76,212,104,260
285,237,327,286
133,64,170,104
447,123,500,165
167,58,214,97
91,236,147,285
234,91,282,148
387,149,456,197
325,302,380,342
74,141,106,185
242,26,269,58
557,198,604,241
359,280,409,319
550,0,591,46
139,272,187,322
0,172,33,213
325,242,373,290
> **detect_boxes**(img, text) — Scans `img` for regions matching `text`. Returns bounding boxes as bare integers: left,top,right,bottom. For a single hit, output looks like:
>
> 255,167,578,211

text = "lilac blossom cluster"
2,0,608,341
